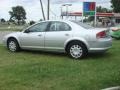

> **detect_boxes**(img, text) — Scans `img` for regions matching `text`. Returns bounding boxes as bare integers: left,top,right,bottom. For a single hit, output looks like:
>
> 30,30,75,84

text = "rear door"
45,21,72,51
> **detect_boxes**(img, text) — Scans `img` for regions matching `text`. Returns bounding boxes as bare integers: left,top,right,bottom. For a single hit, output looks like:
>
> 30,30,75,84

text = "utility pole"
60,6,63,19
94,2,97,27
39,0,46,20
47,0,50,20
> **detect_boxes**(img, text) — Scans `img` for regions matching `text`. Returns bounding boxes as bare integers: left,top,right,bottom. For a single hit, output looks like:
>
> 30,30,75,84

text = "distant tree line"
97,6,112,13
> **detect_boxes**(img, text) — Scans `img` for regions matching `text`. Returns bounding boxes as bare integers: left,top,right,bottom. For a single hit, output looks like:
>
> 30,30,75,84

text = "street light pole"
60,6,63,19
94,2,97,27
62,4,72,19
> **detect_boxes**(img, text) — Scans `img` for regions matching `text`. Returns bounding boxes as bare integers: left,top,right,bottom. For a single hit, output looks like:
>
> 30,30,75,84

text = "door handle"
38,34,42,37
65,34,69,36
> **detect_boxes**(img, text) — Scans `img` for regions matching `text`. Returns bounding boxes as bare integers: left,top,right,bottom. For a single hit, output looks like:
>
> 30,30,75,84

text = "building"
61,12,120,24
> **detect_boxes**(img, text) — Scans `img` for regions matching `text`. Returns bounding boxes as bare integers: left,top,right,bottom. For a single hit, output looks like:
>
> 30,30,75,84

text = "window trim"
24,22,50,33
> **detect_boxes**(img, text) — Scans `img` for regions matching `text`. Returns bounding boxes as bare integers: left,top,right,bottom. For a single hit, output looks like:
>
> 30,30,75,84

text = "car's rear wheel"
7,38,20,52
67,41,88,59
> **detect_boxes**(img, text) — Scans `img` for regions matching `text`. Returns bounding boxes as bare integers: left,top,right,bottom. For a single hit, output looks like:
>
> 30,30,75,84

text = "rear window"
71,21,94,29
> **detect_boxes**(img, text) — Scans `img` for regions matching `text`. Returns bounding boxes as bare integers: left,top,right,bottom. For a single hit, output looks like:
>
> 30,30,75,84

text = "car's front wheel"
7,38,20,52
67,41,88,59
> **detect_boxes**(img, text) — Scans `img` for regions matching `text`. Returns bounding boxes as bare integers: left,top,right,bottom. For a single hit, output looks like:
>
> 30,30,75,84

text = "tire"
7,38,20,52
66,41,88,59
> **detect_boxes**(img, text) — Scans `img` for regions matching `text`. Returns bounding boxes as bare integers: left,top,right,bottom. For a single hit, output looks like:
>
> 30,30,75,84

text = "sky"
0,0,111,22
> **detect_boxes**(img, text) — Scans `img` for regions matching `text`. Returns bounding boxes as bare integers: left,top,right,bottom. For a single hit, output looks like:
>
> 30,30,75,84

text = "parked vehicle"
3,20,112,59
110,25,120,39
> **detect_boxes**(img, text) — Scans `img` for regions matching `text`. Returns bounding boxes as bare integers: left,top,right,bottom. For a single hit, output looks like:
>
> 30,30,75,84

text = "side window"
28,22,49,32
49,21,71,32
49,23,56,31
57,22,71,31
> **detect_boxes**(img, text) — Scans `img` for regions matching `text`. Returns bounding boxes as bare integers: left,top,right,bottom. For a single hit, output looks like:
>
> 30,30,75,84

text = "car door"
45,21,72,51
19,22,49,49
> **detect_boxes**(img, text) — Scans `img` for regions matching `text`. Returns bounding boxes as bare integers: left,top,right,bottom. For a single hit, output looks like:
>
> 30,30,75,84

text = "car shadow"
85,52,112,60
21,50,112,60
22,50,67,57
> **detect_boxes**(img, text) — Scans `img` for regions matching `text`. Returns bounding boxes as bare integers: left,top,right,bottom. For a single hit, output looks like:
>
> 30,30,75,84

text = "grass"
0,24,28,31
0,40,120,90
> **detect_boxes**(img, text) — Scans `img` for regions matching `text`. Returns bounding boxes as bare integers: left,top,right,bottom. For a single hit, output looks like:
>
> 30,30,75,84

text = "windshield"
71,21,94,29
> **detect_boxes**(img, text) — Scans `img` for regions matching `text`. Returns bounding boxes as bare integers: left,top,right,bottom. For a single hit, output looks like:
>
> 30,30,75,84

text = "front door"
19,22,49,49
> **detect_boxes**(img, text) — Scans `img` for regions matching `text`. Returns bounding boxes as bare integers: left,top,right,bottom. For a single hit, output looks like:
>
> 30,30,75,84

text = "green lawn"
0,24,28,31
0,40,120,90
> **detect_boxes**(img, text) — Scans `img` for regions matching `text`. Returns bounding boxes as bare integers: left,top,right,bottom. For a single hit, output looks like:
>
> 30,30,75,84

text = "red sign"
89,2,95,11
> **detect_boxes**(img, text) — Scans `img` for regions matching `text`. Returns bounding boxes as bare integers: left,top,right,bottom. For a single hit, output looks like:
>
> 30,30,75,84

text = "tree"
111,0,120,13
9,6,26,25
29,21,35,25
97,6,112,13
0,18,6,23
40,19,43,21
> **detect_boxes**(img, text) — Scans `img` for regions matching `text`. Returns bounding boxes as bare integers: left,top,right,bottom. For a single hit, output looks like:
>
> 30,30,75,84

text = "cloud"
15,0,46,21
0,0,47,21
0,0,17,20
51,0,110,4
51,0,81,4
0,0,111,21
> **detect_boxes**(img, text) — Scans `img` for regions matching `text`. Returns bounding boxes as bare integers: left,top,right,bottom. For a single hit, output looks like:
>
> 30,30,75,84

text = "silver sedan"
3,20,112,59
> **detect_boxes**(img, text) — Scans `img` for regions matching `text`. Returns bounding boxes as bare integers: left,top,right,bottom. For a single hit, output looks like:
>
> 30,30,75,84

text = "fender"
6,32,21,46
64,37,90,50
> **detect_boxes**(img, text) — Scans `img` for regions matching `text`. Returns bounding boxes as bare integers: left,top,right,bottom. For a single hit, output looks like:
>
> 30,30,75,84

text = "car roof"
38,20,71,23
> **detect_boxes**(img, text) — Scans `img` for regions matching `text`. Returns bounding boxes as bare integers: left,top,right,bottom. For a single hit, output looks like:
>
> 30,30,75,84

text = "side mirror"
24,29,30,33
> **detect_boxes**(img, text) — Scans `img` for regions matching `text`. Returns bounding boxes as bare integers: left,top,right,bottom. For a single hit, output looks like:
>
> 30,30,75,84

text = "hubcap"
70,45,83,59
8,41,16,52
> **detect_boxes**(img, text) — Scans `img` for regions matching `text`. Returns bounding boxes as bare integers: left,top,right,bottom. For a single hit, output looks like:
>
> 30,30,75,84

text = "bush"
29,21,35,25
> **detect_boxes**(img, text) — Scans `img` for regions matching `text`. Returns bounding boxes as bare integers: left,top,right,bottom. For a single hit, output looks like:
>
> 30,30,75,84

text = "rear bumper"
89,47,111,53
88,38,112,53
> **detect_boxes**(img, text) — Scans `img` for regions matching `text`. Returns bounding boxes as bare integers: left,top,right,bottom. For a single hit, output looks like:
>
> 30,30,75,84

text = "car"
3,20,112,59
110,25,120,39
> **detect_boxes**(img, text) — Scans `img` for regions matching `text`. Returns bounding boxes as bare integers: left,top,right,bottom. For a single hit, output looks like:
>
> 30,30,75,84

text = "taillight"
96,31,106,38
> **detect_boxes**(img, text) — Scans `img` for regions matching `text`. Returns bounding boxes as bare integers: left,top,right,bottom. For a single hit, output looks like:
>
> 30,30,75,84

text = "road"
0,31,15,44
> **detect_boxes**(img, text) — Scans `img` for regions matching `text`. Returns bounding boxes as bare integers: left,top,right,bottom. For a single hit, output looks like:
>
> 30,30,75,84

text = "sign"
83,2,96,16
